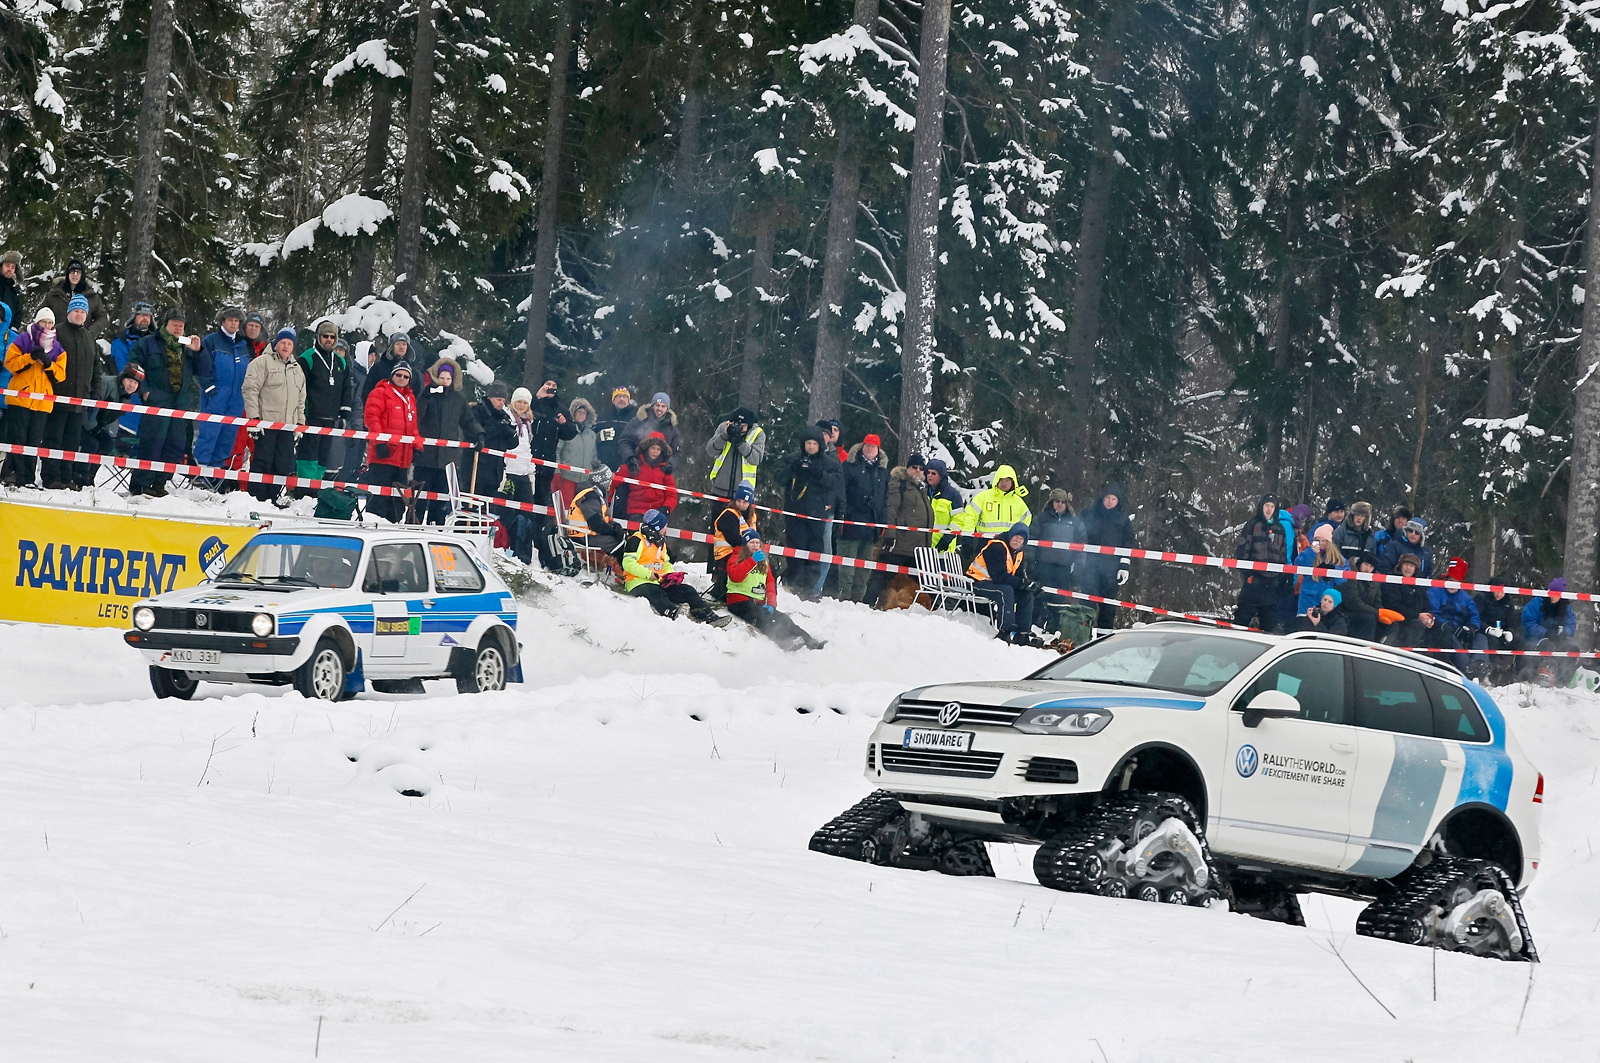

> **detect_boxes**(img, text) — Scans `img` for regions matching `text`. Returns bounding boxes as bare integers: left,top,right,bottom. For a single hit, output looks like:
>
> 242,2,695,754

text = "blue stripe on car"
1457,681,1513,812
1016,695,1207,712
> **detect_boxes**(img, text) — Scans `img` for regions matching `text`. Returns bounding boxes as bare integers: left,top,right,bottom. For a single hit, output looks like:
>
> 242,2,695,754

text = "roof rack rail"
1281,630,1464,676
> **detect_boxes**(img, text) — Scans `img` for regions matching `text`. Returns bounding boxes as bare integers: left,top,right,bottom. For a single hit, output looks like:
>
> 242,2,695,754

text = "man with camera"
704,406,766,596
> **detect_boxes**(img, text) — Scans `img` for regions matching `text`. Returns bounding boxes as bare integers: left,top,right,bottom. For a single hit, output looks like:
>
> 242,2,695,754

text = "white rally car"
125,526,521,701
812,624,1543,961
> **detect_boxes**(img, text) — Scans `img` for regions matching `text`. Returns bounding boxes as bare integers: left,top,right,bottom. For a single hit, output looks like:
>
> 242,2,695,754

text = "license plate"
903,727,974,752
168,648,221,665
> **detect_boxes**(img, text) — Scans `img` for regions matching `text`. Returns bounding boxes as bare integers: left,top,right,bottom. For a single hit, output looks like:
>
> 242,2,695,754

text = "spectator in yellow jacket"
2,307,67,487
953,463,1032,540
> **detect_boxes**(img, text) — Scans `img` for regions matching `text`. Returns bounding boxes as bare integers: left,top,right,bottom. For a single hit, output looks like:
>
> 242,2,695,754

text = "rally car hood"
900,679,1207,712
145,582,351,612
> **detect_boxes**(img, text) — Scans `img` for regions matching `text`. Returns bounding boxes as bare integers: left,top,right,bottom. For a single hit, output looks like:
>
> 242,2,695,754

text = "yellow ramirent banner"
0,500,262,627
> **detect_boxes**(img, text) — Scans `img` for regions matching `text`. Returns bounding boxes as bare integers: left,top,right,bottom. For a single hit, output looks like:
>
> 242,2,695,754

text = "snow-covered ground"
3,489,1598,1060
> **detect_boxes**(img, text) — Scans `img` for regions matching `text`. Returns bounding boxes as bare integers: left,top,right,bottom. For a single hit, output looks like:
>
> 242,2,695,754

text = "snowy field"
3,493,1599,1060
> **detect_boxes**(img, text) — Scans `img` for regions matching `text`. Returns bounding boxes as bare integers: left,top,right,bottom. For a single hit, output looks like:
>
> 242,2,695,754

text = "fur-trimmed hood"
636,405,678,427
427,357,463,390
569,397,597,425
636,430,673,461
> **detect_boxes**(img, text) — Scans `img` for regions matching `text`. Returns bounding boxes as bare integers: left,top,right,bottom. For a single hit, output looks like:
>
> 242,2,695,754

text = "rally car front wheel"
294,637,348,701
149,666,198,701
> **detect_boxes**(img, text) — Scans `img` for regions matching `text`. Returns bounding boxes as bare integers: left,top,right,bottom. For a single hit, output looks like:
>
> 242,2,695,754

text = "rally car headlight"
1013,707,1114,736
133,607,156,631
251,613,274,637
882,695,903,722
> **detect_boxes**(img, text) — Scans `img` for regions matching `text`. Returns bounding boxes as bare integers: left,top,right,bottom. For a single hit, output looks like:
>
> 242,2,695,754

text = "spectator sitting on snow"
565,466,627,562
1475,583,1524,654
1343,555,1384,642
1521,578,1578,684
724,529,825,650
1297,589,1349,636
620,509,729,625
1427,557,1487,676
1379,553,1433,647
1377,517,1433,577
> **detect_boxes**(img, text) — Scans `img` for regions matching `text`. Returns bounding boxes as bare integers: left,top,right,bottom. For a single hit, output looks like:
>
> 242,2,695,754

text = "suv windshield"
1031,629,1271,696
217,534,363,589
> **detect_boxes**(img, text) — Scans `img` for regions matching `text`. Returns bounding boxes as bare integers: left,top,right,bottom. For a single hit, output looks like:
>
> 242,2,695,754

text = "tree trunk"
523,0,577,389
99,71,128,290
1409,341,1432,514
348,79,396,305
392,0,437,312
654,29,707,399
806,0,880,424
122,0,176,314
1561,96,1600,647
896,0,952,461
1261,271,1293,495
739,207,777,410
1060,0,1129,493
1474,217,1523,574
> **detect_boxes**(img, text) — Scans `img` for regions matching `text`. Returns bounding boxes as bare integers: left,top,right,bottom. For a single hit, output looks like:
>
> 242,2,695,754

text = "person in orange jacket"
2,307,67,487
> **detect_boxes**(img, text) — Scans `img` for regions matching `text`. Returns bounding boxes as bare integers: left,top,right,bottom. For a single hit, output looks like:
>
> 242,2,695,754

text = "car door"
422,541,490,667
1215,651,1357,870
1343,658,1461,876
364,542,429,661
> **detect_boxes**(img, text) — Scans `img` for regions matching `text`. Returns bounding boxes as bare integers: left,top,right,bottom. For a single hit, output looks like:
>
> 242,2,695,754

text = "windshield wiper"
216,573,263,585
1068,677,1197,695
264,574,319,586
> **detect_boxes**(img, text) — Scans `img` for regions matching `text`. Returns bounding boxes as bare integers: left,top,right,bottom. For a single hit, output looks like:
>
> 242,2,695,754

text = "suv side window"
1424,677,1491,743
362,542,429,594
429,542,486,593
1351,658,1433,736
1235,652,1349,725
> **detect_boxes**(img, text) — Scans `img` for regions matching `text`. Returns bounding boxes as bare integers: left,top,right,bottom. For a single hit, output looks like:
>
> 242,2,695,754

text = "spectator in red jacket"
612,431,678,519
362,362,419,522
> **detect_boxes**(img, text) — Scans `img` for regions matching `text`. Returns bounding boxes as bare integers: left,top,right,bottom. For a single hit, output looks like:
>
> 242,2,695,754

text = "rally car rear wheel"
149,666,198,701
294,637,347,701
457,639,508,694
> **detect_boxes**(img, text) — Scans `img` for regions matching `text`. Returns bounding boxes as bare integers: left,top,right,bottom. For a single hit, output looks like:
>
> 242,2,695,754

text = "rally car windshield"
1031,629,1270,696
216,534,363,590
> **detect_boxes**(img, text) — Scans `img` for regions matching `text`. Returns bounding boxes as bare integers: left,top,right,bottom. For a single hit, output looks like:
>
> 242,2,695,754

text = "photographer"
705,406,766,499
1296,589,1350,637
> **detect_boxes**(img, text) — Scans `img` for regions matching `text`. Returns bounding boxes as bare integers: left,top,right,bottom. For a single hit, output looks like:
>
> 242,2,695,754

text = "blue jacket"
1276,511,1297,564
199,328,251,409
1522,597,1576,641
1377,536,1432,577
109,322,157,431
1427,587,1481,630
128,331,203,408
1294,546,1348,613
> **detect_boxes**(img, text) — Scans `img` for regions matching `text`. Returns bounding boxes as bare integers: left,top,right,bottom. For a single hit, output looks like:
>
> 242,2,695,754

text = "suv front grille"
1018,756,1079,784
896,700,1022,727
879,745,1003,779
151,608,256,633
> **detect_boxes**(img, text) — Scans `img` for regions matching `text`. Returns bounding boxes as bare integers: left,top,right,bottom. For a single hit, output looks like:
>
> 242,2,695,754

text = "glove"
662,571,685,588
1502,629,1516,644
598,427,615,441
335,416,347,431
248,425,263,440
1116,568,1129,587
1378,608,1405,625
294,428,304,443
727,424,747,444
339,406,351,418
375,443,391,460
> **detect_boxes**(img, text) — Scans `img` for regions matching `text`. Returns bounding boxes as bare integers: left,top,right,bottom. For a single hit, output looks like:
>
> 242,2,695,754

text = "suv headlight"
882,695,903,722
251,613,274,637
133,607,156,631
1013,707,1114,736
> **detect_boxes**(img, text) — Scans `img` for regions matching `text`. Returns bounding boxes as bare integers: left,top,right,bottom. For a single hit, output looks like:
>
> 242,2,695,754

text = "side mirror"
1241,689,1301,728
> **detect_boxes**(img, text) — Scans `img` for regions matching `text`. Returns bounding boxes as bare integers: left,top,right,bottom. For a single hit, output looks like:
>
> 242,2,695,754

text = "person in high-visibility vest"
705,406,766,497
924,458,964,553
709,480,759,599
724,528,825,651
953,463,1032,540
620,509,731,625
566,466,626,556
967,522,1042,645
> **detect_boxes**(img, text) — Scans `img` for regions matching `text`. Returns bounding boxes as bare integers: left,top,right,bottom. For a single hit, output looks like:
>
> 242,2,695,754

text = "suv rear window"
1352,658,1433,736
1425,677,1491,743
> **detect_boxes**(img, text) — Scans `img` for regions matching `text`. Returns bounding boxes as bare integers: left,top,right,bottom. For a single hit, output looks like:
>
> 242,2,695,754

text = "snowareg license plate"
902,727,974,752
168,648,220,665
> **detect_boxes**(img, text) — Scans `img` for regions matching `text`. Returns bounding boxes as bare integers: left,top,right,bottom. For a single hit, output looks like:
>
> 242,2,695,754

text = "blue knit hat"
733,482,755,503
1006,521,1030,543
67,294,89,314
1322,588,1342,608
275,326,297,345
741,527,762,544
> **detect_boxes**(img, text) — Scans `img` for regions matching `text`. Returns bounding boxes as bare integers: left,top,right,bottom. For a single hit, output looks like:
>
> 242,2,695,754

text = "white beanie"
511,387,533,405
34,306,55,324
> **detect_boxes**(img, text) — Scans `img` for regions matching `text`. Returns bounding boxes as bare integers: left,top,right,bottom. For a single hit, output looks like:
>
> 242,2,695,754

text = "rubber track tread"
1033,793,1218,902
808,791,904,861
1354,857,1537,962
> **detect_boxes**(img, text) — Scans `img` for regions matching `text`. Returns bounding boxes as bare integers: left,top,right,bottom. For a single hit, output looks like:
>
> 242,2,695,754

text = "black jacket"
40,276,109,339
296,344,355,423
838,444,890,542
1382,582,1433,622
780,429,841,519
1301,604,1350,637
1475,592,1523,635
972,537,1026,588
530,394,575,463
596,401,636,470
475,401,516,492
416,382,483,469
1029,505,1078,590
1076,482,1135,594
0,273,21,336
1344,576,1384,626
55,318,101,399
128,331,202,408
361,347,427,412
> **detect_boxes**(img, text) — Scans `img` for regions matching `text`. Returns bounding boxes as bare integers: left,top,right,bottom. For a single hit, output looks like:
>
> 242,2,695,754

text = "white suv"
811,624,1542,961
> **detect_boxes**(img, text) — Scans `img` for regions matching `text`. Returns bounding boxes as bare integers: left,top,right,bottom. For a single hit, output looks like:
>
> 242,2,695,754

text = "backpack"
314,486,362,521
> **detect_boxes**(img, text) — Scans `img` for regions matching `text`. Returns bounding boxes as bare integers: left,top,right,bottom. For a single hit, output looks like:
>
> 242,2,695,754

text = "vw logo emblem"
1235,744,1259,778
194,612,208,628
938,702,963,727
